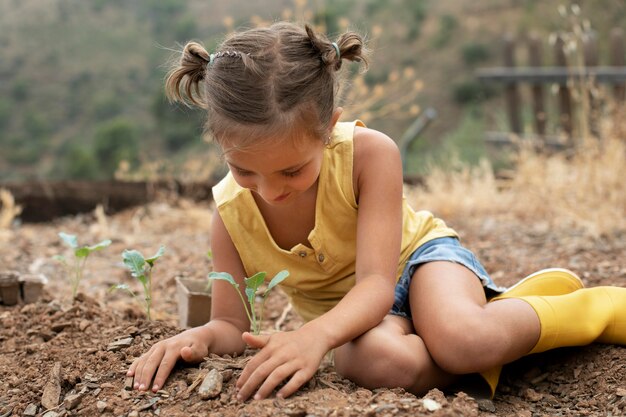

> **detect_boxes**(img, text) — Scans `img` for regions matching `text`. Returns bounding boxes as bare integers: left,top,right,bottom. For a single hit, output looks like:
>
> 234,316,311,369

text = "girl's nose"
257,179,284,202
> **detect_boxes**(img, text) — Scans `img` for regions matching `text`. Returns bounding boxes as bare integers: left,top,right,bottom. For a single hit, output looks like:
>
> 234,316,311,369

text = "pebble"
96,400,108,413
128,411,139,417
41,363,62,410
617,388,626,397
523,388,544,402
41,412,59,417
63,393,83,410
124,376,134,390
107,337,134,352
477,398,496,412
23,404,38,417
198,369,223,400
120,390,131,400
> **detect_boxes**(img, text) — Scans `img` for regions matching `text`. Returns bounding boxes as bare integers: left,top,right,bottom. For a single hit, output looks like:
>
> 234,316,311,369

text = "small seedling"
53,232,112,299
112,246,165,320
208,270,289,335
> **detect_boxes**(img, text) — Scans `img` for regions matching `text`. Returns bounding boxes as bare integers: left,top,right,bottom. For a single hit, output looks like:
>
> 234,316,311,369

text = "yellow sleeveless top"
212,121,457,322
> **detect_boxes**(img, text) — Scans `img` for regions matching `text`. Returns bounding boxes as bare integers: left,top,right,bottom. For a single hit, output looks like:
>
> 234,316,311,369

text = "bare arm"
304,126,403,348
128,210,251,391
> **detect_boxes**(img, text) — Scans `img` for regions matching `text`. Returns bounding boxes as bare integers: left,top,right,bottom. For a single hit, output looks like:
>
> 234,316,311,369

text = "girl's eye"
234,168,253,176
282,169,302,178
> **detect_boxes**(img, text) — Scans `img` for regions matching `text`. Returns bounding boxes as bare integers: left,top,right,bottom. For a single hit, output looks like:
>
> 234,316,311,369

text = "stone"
63,393,83,410
198,368,223,400
23,404,38,417
41,363,62,410
107,337,134,352
96,401,108,413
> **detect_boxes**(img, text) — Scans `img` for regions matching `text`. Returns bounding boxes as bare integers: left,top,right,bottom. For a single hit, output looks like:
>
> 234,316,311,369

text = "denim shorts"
390,237,505,319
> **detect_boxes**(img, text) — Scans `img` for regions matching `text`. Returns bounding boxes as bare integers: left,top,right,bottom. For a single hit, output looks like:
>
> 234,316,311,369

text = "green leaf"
245,286,256,306
266,270,289,292
75,247,90,258
206,250,212,260
145,246,165,266
59,232,78,249
122,249,146,277
86,239,112,252
208,271,239,288
245,272,266,291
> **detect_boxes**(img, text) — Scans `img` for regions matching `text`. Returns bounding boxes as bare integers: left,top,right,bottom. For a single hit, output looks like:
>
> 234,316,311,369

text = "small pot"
0,271,21,306
19,273,47,303
176,277,212,329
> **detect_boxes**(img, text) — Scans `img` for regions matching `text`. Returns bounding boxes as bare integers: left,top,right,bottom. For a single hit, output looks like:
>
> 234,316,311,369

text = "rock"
79,320,91,331
107,337,134,352
96,400,108,413
41,412,59,417
63,393,83,410
198,368,223,400
523,388,544,402
422,398,441,411
128,411,139,417
41,363,62,410
477,398,496,412
51,322,73,332
120,389,131,400
23,403,38,417
124,376,135,390
617,388,626,397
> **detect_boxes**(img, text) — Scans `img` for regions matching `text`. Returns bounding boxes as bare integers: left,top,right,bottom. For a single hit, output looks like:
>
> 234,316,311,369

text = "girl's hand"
127,326,212,392
236,329,329,400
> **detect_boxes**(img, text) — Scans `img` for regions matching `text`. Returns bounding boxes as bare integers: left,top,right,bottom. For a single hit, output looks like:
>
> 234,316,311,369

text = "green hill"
0,0,623,181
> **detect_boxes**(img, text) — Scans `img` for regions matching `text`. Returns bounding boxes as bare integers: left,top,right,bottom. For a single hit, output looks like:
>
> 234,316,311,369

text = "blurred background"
0,0,623,184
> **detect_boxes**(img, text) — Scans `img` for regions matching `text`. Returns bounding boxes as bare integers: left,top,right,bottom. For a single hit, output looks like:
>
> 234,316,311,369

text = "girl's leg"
334,314,457,394
409,261,541,374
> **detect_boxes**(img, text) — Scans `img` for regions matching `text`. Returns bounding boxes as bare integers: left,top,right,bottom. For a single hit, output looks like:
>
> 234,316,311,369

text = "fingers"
150,349,181,392
242,332,269,349
277,369,311,399
130,345,166,391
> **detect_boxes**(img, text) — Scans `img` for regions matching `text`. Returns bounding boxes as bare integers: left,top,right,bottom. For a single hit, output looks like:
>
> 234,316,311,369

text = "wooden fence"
476,28,626,148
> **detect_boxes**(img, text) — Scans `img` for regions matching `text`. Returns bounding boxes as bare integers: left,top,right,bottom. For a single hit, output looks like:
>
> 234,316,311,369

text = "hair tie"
331,42,340,59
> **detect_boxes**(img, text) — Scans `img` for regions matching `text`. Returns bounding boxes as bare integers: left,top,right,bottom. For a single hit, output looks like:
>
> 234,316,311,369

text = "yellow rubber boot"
521,286,626,354
478,268,584,397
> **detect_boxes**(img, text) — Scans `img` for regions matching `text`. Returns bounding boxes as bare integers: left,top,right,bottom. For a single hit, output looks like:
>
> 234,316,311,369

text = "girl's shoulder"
353,126,400,165
352,126,402,200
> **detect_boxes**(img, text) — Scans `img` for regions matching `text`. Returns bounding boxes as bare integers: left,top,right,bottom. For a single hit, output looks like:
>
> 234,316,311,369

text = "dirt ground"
1,197,625,417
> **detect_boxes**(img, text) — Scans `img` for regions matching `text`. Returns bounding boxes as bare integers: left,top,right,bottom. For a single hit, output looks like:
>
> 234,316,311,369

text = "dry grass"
0,189,22,230
408,130,626,238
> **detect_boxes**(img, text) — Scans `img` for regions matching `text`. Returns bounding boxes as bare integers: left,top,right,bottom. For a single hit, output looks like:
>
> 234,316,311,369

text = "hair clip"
331,42,340,59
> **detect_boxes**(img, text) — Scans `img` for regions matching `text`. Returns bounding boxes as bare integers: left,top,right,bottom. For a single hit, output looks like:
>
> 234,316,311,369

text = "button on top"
318,253,325,262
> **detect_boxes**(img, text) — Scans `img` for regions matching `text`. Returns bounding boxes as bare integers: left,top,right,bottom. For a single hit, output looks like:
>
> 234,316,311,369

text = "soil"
1,198,625,417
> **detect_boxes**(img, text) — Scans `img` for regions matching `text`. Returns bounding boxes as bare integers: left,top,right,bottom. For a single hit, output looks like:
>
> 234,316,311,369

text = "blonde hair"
165,22,368,147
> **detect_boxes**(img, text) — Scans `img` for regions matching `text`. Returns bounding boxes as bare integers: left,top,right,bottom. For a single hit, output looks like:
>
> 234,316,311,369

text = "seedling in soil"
53,232,112,299
112,246,165,320
208,270,289,335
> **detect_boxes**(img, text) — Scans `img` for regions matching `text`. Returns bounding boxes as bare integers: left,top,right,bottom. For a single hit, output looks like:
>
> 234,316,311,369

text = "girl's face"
223,134,325,206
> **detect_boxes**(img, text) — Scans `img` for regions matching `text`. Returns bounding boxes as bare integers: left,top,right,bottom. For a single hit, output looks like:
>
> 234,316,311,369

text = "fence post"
528,33,546,137
583,31,599,138
554,35,573,138
503,34,522,134
610,28,625,137
610,28,625,101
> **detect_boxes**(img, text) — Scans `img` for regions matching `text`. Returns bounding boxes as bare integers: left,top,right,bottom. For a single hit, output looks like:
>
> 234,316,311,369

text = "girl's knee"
335,330,425,390
421,316,489,374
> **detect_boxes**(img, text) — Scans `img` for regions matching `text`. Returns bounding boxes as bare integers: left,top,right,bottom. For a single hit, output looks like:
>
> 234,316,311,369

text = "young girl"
128,22,626,401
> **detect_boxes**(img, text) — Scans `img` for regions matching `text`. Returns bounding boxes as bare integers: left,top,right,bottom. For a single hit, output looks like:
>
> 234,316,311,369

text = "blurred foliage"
0,0,623,181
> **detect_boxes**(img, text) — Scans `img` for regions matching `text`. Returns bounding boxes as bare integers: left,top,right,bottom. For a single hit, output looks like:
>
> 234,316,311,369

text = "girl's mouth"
274,192,291,202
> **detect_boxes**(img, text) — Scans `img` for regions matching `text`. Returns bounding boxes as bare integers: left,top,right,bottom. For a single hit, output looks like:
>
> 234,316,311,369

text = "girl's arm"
237,127,403,400
128,210,251,392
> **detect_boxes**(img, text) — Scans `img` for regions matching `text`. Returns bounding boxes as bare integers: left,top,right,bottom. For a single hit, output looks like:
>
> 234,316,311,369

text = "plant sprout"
53,232,111,299
112,246,165,320
208,270,289,335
